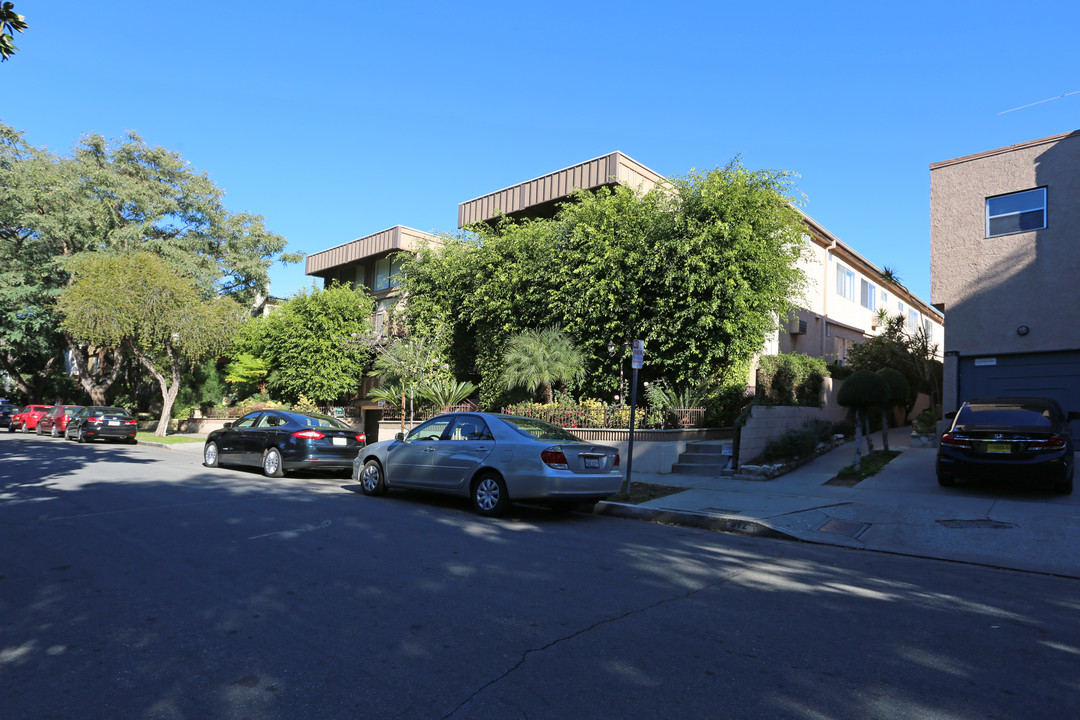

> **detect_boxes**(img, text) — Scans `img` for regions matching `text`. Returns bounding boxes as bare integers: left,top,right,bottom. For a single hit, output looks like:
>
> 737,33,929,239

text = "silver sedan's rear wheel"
359,459,386,496
203,441,220,468
262,447,285,478
51,424,59,438
472,472,509,517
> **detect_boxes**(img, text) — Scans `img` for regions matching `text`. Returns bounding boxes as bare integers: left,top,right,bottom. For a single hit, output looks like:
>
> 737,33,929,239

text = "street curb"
592,501,798,541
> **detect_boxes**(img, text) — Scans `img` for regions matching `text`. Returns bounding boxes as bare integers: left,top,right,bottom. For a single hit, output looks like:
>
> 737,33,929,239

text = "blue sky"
5,1,1079,305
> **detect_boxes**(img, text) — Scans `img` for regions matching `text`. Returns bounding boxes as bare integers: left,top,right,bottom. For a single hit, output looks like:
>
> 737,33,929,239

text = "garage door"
958,350,1080,432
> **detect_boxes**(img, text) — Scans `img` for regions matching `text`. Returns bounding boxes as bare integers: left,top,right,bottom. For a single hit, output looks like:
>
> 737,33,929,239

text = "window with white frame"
986,187,1046,237
923,317,933,338
836,264,855,301
908,309,918,330
860,279,876,310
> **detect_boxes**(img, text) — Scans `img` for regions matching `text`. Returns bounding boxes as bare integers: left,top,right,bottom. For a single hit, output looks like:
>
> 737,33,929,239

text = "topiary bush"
756,354,830,407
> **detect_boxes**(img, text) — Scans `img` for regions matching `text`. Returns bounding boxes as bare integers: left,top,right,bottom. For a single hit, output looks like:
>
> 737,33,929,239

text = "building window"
860,279,876,310
836,264,854,301
908,309,918,330
923,317,933,338
374,255,403,291
986,187,1046,237
373,298,396,336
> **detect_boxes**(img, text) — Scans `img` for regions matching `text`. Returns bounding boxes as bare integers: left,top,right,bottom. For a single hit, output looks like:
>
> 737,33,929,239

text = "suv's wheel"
472,472,509,517
262,447,285,478
359,459,386,496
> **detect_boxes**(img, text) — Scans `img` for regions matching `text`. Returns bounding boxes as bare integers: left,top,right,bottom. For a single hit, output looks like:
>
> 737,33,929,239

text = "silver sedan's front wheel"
472,472,509,517
359,460,386,496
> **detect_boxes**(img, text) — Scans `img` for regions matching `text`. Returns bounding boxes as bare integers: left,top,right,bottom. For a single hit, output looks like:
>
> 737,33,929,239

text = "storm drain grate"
818,518,870,537
937,519,1018,530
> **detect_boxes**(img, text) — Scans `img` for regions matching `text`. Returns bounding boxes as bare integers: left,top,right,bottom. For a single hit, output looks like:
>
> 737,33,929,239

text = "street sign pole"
621,340,645,496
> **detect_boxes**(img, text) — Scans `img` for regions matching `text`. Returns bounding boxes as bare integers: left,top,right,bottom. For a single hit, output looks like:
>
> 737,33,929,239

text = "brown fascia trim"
929,129,1080,170
801,208,943,322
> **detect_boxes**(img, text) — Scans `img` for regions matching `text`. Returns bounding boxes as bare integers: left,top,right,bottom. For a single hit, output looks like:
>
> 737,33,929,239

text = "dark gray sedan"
353,412,623,516
65,406,138,444
203,409,366,478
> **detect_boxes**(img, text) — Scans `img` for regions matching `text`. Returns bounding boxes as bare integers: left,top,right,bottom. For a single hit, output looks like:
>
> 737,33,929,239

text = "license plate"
584,457,600,469
332,437,346,446
108,421,120,426
986,443,1011,453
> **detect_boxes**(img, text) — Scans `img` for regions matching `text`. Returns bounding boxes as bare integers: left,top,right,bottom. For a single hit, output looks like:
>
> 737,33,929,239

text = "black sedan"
937,396,1079,494
203,409,366,478
65,406,138,444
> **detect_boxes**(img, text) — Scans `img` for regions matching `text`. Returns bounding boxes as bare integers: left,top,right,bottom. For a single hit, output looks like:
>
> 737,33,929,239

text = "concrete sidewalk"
605,426,1080,578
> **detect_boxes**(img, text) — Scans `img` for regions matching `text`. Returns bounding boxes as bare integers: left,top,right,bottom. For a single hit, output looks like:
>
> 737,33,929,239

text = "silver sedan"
353,412,623,516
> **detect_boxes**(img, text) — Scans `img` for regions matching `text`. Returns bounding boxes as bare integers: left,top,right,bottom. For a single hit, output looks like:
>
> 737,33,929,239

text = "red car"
36,405,85,438
9,405,51,433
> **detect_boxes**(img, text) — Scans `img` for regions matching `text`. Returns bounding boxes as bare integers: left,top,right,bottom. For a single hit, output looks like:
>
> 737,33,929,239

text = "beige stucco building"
307,151,943,404
930,130,1080,418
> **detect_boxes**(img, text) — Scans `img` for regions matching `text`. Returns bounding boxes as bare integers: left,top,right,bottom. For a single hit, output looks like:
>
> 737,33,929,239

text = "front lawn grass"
827,449,901,486
608,482,686,504
135,432,203,444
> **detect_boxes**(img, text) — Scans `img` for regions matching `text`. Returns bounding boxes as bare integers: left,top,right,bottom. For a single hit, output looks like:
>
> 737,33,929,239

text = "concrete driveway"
611,430,1080,578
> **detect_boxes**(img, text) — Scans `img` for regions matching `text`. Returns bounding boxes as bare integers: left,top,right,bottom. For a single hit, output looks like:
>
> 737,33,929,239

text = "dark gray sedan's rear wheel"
76,426,86,443
262,447,285,478
472,472,509,517
359,459,386,496
203,441,220,468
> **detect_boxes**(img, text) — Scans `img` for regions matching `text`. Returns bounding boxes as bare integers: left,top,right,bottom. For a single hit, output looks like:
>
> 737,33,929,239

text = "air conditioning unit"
789,318,807,335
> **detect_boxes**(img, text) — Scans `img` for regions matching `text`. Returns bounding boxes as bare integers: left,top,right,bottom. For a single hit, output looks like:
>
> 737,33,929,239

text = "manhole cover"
818,518,869,537
937,519,1018,529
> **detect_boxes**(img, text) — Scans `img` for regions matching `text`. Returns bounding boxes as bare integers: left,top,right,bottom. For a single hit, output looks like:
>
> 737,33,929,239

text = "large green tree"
0,122,300,405
402,158,807,408
237,283,375,404
58,252,246,436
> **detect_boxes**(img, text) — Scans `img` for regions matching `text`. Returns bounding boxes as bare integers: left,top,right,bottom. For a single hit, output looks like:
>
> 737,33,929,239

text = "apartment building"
930,130,1080,420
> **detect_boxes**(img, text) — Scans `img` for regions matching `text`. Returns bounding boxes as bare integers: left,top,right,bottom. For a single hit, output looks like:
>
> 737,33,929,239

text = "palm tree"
879,266,903,287
500,327,586,404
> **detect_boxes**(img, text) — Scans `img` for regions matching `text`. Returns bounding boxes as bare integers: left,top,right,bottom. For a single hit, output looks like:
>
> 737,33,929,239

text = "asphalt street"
2,432,1080,719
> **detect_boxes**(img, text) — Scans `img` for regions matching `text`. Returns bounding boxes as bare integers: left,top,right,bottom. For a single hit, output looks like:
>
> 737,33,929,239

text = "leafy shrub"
756,354,829,407
913,408,938,434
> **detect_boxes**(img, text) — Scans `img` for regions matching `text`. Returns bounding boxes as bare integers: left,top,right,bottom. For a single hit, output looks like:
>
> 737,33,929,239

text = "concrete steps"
670,440,733,476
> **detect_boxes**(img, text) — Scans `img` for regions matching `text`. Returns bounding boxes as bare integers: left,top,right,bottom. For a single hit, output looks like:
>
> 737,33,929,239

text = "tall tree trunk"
0,351,63,403
65,334,124,405
880,407,891,452
853,409,863,472
134,345,183,437
864,413,874,454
